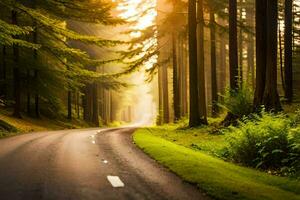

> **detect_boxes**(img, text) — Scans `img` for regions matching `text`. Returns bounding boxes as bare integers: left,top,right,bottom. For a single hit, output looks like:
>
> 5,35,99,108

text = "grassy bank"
133,128,300,200
0,110,90,138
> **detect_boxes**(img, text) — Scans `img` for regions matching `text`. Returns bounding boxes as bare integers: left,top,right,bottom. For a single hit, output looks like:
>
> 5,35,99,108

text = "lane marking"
102,159,108,164
92,140,96,144
107,176,124,188
97,130,102,134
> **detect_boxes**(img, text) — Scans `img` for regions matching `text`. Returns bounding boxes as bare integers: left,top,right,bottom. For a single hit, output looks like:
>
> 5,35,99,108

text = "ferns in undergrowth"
225,111,300,176
218,84,254,118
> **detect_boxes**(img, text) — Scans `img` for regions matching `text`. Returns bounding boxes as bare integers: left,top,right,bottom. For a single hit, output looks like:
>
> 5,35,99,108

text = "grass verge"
0,110,90,139
133,128,300,200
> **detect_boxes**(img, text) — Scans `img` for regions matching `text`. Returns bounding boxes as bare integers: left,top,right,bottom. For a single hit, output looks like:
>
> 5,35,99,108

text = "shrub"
225,112,300,175
219,85,253,119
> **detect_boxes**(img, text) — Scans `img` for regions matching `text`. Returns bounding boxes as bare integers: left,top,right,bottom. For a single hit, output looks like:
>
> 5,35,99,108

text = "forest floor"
133,125,300,200
0,109,90,139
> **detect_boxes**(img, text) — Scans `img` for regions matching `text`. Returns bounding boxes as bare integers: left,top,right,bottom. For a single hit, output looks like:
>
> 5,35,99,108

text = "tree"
196,0,208,125
254,0,267,110
229,0,239,90
210,9,218,117
284,0,293,103
188,0,207,127
12,10,21,118
262,0,281,111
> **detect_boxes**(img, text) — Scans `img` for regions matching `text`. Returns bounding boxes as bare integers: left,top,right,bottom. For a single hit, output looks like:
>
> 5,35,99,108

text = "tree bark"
162,65,169,123
67,90,72,120
246,7,255,88
262,0,282,111
284,0,293,103
188,0,206,127
195,0,207,125
1,46,7,99
229,0,239,90
27,70,31,115
172,32,180,122
210,11,218,117
92,82,99,126
253,0,267,110
12,10,21,118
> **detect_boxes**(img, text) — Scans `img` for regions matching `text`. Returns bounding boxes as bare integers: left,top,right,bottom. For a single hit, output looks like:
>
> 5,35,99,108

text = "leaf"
272,149,284,154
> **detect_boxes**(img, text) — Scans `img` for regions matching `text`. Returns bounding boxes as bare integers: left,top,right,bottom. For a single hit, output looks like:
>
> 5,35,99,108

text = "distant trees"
0,0,129,125
157,0,296,126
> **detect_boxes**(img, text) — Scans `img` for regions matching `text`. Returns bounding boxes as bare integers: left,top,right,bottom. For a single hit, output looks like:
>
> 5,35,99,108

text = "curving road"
0,128,209,200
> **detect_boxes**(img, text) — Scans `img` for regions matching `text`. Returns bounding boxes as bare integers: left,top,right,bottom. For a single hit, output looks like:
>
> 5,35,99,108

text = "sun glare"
114,0,158,125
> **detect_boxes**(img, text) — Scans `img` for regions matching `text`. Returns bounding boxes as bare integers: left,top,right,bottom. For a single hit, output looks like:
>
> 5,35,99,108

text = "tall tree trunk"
27,70,31,115
262,0,282,111
67,90,72,120
182,32,188,116
229,0,239,90
92,82,99,126
189,0,200,127
246,7,255,88
253,0,268,110
172,32,180,122
33,22,40,118
189,0,206,127
196,0,207,125
210,10,218,117
239,10,243,86
1,46,7,99
12,10,21,118
284,0,293,103
279,22,285,91
162,65,169,123
83,87,89,122
157,65,163,125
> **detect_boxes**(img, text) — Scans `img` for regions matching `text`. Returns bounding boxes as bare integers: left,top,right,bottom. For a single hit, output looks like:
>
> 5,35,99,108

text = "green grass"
133,128,300,200
144,125,227,158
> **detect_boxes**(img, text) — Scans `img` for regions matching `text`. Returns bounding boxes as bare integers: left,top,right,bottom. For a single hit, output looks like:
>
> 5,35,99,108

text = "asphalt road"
0,128,209,200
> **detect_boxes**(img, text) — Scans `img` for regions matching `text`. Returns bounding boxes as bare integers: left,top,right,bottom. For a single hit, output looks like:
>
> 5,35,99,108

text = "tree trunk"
189,0,206,127
246,7,255,88
210,11,218,117
162,65,169,123
229,0,239,90
33,22,40,118
1,46,7,99
172,32,180,122
12,10,21,118
196,0,207,125
92,82,99,126
262,0,282,111
67,90,72,120
239,10,243,85
27,70,31,115
284,0,293,103
253,0,267,110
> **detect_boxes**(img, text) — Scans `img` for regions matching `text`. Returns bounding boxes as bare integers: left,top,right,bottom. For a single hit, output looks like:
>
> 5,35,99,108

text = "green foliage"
226,112,300,175
0,119,18,132
134,129,300,200
219,85,253,118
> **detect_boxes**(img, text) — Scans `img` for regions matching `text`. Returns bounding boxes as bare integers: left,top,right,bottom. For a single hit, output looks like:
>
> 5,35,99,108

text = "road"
0,128,209,200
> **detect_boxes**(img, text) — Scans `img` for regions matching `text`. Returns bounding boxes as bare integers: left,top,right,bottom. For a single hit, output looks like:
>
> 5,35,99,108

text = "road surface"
0,128,209,200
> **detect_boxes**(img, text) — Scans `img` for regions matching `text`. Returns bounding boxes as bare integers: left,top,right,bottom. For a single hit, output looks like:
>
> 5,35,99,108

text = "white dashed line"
107,176,124,188
92,140,96,144
102,159,108,164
